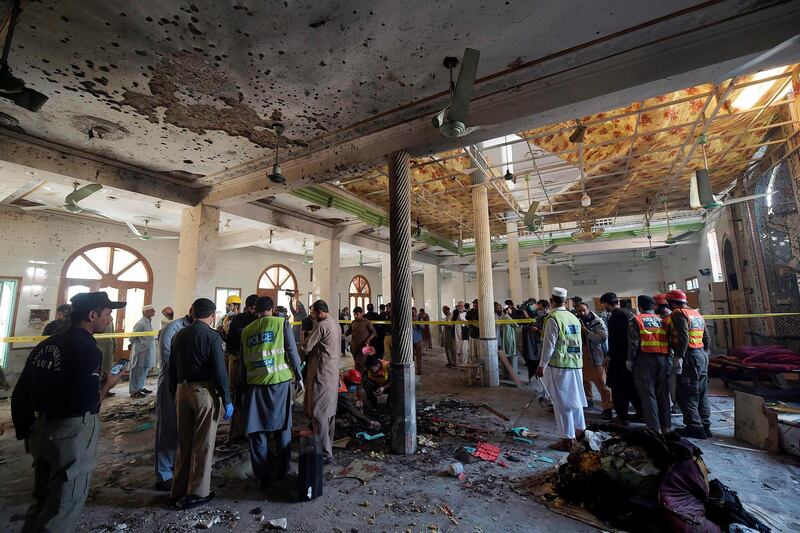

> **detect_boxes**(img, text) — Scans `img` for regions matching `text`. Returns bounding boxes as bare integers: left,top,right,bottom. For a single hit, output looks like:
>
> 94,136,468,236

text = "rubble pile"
551,425,771,533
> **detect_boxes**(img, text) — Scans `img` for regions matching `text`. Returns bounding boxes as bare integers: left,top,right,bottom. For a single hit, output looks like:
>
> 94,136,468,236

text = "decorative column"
380,254,391,305
528,254,540,300
422,264,440,345
387,150,416,454
472,161,499,387
175,203,219,314
312,238,340,306
506,214,523,303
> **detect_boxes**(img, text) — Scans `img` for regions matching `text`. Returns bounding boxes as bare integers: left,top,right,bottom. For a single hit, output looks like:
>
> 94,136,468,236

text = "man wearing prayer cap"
130,303,157,398
536,287,587,451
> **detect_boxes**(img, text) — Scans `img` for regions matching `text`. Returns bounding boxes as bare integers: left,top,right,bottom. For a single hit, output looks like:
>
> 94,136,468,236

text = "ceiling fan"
571,210,605,241
662,202,697,244
301,238,314,264
0,0,48,111
432,48,483,138
20,182,109,217
357,250,382,267
690,135,772,209
126,218,179,241
523,200,544,232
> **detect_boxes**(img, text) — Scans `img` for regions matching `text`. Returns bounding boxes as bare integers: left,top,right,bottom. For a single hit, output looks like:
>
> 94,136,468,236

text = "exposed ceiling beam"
0,130,203,206
217,229,277,251
202,3,800,208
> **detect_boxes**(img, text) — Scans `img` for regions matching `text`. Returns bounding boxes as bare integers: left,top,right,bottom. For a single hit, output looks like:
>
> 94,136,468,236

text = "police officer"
664,290,711,439
225,294,259,444
240,296,303,488
12,292,126,532
628,295,671,434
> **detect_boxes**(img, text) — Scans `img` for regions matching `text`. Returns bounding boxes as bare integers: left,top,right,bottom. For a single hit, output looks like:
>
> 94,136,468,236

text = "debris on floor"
474,442,501,462
338,459,382,483
262,517,288,530
519,425,771,532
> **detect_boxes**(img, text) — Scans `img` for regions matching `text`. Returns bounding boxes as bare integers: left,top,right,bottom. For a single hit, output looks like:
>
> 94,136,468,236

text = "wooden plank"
498,351,522,388
734,391,780,453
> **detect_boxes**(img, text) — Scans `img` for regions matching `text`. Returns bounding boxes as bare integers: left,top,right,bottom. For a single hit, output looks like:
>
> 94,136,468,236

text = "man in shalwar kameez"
302,300,341,463
536,287,587,452
240,296,303,488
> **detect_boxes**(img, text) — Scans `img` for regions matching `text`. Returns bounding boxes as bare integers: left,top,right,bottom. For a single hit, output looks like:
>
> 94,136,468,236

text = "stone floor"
0,348,798,532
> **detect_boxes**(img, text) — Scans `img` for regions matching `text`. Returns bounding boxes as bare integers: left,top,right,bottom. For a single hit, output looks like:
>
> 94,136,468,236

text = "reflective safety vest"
634,313,669,355
367,359,390,385
547,310,583,369
668,308,706,349
241,316,293,386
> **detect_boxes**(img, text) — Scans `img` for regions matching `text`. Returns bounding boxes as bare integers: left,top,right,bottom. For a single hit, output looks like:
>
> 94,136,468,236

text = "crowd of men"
9,282,709,531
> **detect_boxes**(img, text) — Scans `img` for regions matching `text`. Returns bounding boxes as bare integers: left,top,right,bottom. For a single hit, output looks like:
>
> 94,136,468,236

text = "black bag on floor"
297,434,323,501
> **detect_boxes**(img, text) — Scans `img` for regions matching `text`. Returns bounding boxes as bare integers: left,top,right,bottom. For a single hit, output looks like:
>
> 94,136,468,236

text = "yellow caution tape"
4,313,798,344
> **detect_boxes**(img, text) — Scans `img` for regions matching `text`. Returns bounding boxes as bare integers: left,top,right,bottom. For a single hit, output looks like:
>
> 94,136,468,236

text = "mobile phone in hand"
110,358,130,375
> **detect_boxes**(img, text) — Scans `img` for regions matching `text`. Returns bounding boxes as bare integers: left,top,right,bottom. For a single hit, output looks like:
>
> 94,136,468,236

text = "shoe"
675,427,707,440
131,391,146,398
612,416,629,427
703,425,713,438
154,479,172,492
256,477,272,489
106,391,116,397
179,491,215,510
548,439,575,452
141,388,153,394
600,409,613,420
586,400,595,409
323,456,334,465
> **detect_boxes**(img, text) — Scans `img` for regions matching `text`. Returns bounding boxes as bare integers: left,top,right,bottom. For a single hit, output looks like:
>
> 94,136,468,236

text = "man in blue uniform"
12,291,126,532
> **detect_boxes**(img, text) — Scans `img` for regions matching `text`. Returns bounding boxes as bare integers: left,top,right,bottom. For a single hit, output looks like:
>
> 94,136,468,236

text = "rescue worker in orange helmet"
627,295,671,434
655,293,679,413
665,289,711,439
336,369,380,430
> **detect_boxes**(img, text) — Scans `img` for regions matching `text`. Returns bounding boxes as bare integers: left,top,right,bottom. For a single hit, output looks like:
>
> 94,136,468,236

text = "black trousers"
608,360,642,420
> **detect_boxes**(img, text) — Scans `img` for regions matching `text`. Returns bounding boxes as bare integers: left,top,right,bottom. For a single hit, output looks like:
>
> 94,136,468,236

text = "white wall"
0,208,382,376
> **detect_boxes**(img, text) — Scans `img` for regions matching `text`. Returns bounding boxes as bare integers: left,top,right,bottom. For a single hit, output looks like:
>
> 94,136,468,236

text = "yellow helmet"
226,294,242,305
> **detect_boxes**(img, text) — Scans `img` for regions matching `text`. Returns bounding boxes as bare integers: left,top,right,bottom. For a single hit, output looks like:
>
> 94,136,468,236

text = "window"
58,243,153,357
257,264,298,314
706,229,724,282
349,275,371,311
215,287,241,320
667,282,677,291
686,277,699,291
0,277,21,368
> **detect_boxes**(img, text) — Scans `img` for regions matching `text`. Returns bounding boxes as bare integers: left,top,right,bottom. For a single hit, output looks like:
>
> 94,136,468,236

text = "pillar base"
390,362,417,454
478,339,499,387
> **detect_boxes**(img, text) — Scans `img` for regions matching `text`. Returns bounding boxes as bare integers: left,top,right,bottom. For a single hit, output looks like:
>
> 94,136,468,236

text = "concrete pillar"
387,150,416,454
380,254,391,305
528,255,540,301
472,162,499,387
422,264,440,345
312,238,340,306
175,203,219,314
539,264,550,299
506,215,523,304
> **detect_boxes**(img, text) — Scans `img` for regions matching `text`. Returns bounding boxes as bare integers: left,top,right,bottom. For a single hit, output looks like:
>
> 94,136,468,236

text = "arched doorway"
723,238,739,290
257,264,298,314
58,243,153,357
349,275,371,311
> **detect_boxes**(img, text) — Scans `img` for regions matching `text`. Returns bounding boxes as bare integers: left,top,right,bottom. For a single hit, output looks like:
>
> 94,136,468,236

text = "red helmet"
344,368,362,385
665,289,687,303
654,293,668,306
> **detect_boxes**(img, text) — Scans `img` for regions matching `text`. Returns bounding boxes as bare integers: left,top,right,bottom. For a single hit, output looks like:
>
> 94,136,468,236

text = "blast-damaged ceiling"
0,0,788,181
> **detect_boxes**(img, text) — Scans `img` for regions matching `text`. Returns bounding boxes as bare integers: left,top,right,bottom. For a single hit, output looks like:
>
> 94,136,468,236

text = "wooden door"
257,288,279,305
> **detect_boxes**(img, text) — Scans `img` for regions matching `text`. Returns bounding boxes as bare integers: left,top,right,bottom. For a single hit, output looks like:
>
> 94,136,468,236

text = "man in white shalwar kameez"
536,287,587,451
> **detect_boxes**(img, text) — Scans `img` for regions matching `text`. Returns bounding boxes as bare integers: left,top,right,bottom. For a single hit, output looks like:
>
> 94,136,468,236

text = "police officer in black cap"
12,291,127,532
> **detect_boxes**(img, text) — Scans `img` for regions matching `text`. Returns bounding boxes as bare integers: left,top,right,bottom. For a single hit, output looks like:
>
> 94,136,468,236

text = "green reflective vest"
241,316,293,386
548,310,583,369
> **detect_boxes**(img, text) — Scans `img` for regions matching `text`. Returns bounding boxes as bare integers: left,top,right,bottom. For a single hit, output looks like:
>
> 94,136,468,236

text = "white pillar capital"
312,238,340,307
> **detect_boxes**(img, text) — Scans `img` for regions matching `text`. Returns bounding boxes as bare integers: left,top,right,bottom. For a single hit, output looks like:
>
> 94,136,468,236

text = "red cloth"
726,345,800,372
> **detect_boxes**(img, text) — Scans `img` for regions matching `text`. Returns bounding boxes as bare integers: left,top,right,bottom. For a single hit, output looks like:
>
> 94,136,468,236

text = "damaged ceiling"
0,0,791,182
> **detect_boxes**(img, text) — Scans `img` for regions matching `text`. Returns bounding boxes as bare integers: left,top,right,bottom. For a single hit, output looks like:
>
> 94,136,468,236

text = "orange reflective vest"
367,359,390,385
668,308,706,349
634,313,669,355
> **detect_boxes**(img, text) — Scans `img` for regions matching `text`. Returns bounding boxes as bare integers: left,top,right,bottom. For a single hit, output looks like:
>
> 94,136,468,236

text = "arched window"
58,243,153,357
349,275,371,311
257,264,298,314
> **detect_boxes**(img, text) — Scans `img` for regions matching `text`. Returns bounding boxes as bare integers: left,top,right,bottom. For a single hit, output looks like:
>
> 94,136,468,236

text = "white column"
539,264,550,299
175,203,220,314
506,216,523,303
422,264,440,345
380,254,391,304
312,238,340,307
528,255,540,301
472,166,499,387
